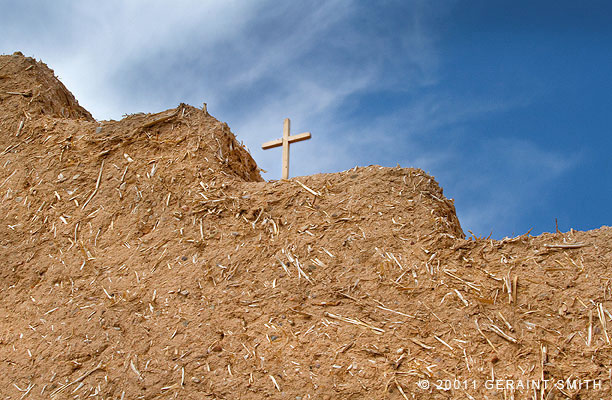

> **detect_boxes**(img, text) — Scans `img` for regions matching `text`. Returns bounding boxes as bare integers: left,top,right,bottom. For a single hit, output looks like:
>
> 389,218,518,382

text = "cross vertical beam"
282,118,290,180
262,118,311,180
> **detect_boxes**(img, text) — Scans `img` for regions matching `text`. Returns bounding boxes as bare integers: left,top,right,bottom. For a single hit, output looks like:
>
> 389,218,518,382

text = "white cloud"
0,1,265,117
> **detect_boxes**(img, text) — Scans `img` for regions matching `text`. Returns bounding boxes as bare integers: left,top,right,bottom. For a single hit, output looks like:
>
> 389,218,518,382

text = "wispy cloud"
444,137,580,237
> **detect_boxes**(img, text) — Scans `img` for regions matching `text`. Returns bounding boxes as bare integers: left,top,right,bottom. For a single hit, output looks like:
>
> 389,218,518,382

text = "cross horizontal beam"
261,132,311,149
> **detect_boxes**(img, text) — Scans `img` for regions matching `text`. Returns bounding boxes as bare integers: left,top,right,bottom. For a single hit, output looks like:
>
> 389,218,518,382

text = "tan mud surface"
1,52,611,399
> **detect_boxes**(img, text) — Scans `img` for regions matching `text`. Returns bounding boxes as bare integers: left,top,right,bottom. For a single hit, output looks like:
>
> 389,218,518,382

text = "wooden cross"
261,118,311,179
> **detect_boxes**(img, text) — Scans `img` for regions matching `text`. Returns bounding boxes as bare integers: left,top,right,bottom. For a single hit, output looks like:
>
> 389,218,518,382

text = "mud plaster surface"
0,53,611,399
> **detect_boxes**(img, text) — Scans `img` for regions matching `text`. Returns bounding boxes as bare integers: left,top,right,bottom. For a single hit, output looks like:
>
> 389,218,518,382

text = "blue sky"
1,0,611,238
